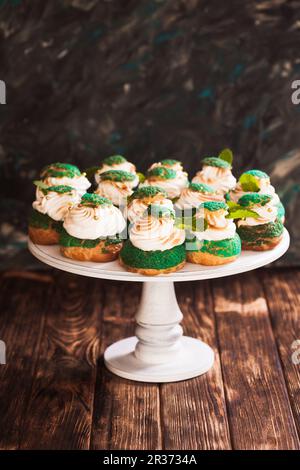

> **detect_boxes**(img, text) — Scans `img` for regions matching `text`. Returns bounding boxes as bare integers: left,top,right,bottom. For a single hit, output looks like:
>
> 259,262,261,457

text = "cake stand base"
104,336,214,383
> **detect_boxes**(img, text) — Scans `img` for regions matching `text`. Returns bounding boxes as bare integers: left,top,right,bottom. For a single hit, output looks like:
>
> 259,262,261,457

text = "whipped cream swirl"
95,179,138,206
63,203,126,240
130,215,185,251
175,187,224,210
33,188,80,221
192,207,236,241
228,180,280,205
41,175,91,196
238,201,278,227
192,166,236,194
141,175,188,199
125,197,173,223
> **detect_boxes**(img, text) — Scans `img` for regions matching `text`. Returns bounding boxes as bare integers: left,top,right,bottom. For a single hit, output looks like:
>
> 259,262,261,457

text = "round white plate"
28,228,290,283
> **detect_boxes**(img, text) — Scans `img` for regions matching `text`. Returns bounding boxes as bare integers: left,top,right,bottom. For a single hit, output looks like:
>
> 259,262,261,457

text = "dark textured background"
0,0,299,267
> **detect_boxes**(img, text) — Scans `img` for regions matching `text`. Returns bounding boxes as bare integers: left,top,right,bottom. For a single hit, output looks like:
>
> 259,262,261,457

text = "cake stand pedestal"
28,228,289,383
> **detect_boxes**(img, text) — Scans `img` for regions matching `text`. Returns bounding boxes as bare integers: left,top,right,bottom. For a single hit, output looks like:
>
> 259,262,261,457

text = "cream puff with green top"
186,201,241,266
123,186,173,224
235,193,284,251
39,162,91,197
227,169,285,222
175,182,224,213
141,166,188,200
95,155,138,185
149,159,188,191
95,169,139,207
192,156,236,194
120,205,186,276
60,193,126,262
29,185,80,245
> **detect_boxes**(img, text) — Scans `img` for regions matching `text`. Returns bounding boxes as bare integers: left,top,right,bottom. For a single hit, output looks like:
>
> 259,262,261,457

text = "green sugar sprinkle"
202,156,231,169
242,169,269,179
100,170,136,182
81,193,112,207
102,155,127,166
238,193,272,207
147,166,177,180
277,201,285,219
120,241,186,270
41,162,81,178
41,185,74,195
129,186,167,201
187,233,241,257
200,201,228,212
237,219,283,243
189,182,214,193
160,159,181,166
29,209,62,233
60,228,122,248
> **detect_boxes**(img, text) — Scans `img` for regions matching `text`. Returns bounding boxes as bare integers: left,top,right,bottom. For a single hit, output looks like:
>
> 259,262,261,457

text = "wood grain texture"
0,274,50,449
0,269,300,450
19,273,102,450
212,271,300,450
91,282,162,450
261,269,300,438
160,281,231,450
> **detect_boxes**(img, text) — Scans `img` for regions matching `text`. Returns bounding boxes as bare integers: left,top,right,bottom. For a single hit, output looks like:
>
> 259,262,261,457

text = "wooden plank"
160,281,231,450
19,272,102,450
0,274,51,449
212,271,300,450
260,269,300,437
91,281,162,450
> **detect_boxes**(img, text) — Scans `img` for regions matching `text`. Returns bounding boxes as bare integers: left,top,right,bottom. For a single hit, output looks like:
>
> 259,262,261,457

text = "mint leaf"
33,180,49,190
137,172,145,183
239,173,260,192
219,148,233,165
226,208,259,219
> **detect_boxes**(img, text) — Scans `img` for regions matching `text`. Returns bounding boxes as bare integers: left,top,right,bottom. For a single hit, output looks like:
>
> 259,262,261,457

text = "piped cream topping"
192,165,236,194
63,203,126,240
41,175,91,196
32,188,80,221
130,215,185,251
238,201,278,227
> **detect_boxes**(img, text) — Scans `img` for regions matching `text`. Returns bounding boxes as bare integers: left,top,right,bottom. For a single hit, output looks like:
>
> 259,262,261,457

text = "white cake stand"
28,228,289,383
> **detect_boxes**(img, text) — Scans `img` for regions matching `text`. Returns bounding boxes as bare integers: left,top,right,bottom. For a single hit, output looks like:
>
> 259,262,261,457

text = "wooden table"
0,268,299,450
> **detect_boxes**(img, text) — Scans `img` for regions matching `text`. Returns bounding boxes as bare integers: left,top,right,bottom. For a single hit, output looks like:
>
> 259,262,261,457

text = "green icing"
120,241,186,269
128,186,167,201
277,201,285,219
102,155,127,166
187,233,241,257
202,156,231,169
147,166,177,180
41,162,81,178
200,201,228,211
237,219,284,244
100,170,136,182
29,209,62,233
238,193,272,207
242,169,269,179
160,159,180,166
189,182,214,193
81,193,112,207
41,185,74,195
59,228,122,249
